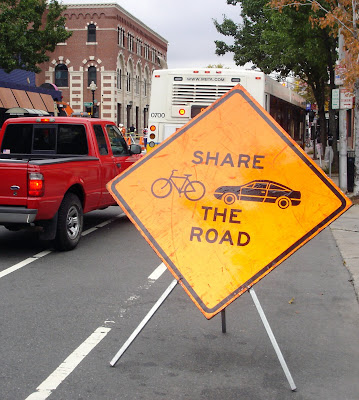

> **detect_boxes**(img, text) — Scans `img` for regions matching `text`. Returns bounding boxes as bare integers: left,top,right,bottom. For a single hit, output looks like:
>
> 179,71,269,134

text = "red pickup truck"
0,116,142,250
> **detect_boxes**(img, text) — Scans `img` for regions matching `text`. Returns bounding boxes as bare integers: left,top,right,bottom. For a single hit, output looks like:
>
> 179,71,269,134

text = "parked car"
214,180,301,209
0,117,142,250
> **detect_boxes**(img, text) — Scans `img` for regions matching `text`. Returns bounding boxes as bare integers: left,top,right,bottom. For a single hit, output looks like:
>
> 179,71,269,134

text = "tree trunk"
311,82,327,161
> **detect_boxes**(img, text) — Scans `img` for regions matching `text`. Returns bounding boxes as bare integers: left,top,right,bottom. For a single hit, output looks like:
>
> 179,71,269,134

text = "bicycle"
151,170,206,201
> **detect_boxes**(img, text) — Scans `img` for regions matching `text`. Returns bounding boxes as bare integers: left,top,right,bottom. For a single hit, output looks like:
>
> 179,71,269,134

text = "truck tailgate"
0,160,28,206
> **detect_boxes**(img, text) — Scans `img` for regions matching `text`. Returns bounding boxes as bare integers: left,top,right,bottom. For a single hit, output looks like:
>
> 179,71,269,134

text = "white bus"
146,68,306,151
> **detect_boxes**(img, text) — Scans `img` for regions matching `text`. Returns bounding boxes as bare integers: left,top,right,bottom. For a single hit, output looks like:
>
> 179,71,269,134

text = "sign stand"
221,309,227,333
110,281,296,391
249,288,296,391
110,279,178,367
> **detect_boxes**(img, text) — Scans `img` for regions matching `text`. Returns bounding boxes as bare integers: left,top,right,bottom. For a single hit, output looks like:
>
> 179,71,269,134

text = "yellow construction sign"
107,85,351,319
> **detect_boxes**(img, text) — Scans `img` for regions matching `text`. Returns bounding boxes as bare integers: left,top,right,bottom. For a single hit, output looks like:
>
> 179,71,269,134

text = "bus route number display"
107,85,351,320
191,105,208,118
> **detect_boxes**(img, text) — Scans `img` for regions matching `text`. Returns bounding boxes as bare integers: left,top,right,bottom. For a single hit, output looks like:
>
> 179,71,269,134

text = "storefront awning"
39,93,55,113
5,107,50,116
26,91,46,110
0,87,19,109
12,89,33,109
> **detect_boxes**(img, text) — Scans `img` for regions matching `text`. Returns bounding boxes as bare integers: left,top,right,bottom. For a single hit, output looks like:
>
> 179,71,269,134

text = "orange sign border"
108,86,351,319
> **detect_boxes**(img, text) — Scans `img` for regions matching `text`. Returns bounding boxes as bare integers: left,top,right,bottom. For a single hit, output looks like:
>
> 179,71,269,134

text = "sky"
62,0,242,69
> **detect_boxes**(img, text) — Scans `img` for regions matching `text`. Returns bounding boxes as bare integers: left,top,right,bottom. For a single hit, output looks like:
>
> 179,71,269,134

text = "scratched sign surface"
107,85,351,319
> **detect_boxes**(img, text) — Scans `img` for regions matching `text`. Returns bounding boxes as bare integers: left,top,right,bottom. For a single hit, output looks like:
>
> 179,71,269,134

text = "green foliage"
214,0,336,83
214,0,340,156
0,0,72,73
206,64,229,68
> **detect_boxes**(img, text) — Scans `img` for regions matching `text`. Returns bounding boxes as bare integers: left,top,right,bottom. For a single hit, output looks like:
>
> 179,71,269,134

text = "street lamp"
89,81,97,117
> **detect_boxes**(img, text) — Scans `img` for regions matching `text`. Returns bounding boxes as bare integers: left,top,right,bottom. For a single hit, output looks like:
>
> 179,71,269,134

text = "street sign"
340,88,354,109
332,88,340,110
84,102,93,107
107,85,351,319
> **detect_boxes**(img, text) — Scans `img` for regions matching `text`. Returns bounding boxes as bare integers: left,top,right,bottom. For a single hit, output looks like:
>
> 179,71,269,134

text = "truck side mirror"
130,144,142,154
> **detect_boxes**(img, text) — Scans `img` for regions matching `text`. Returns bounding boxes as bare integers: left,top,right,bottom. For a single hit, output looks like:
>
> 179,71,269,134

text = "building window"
144,78,147,97
151,48,156,63
88,66,97,86
135,75,140,94
127,32,134,52
117,68,122,90
55,64,68,87
144,44,149,60
127,72,131,92
87,24,96,42
118,27,125,47
136,38,142,56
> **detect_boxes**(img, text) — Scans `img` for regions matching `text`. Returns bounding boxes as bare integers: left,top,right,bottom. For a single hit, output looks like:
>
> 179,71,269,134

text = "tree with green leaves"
0,0,71,73
271,0,359,194
214,0,338,167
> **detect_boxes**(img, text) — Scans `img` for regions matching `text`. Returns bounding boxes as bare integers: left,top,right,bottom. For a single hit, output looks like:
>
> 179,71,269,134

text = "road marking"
81,227,97,236
0,215,123,281
25,326,111,400
82,214,123,236
33,250,52,258
0,258,36,279
148,262,167,281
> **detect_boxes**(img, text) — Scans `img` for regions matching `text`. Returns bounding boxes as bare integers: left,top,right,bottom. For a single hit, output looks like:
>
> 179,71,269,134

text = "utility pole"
338,32,348,192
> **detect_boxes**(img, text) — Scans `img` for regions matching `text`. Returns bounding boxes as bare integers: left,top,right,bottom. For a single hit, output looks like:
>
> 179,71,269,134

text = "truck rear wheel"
54,193,83,251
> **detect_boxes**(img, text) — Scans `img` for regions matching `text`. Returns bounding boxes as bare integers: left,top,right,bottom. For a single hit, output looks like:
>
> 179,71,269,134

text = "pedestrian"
129,125,135,133
118,123,126,136
142,128,148,148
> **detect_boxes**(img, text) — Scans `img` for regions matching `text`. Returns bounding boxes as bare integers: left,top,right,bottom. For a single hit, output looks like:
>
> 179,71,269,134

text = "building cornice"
64,3,168,45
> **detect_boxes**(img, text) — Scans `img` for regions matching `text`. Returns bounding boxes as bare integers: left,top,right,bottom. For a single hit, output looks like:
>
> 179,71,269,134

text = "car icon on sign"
214,180,301,209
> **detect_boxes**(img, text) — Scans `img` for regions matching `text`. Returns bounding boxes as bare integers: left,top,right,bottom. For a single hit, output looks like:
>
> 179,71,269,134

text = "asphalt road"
0,206,358,400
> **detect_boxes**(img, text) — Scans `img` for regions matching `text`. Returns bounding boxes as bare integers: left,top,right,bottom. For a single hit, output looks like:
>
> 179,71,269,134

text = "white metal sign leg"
110,279,178,367
249,288,297,391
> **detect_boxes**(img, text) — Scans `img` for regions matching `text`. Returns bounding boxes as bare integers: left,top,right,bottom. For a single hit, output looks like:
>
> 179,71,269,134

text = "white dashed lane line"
148,262,167,281
24,261,168,399
0,214,124,280
0,250,52,279
25,327,111,400
0,213,169,399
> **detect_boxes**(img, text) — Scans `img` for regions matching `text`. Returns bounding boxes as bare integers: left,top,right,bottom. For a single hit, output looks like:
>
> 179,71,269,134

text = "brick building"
36,3,168,132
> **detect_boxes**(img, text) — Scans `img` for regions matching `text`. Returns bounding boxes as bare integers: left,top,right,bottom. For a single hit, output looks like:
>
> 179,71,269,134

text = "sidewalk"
309,152,359,301
330,200,359,302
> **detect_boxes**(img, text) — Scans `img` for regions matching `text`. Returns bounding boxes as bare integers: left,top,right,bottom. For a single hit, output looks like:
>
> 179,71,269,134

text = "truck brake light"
35,118,55,123
28,173,44,197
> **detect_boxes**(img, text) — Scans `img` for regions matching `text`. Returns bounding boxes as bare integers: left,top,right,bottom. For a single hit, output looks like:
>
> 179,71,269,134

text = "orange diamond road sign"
107,85,351,319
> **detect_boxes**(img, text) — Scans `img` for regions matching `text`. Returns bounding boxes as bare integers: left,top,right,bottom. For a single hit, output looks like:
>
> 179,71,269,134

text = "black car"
214,180,301,209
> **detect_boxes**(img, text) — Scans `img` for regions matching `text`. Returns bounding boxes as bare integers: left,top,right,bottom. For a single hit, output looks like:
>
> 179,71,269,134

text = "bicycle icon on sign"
151,170,206,201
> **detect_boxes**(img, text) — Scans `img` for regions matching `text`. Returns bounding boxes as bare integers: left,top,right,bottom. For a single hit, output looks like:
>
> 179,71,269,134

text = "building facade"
36,3,168,132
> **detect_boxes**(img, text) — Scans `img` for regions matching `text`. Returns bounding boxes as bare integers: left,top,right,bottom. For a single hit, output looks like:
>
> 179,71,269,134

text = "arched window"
87,24,96,42
88,66,97,86
117,68,122,90
55,64,68,87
